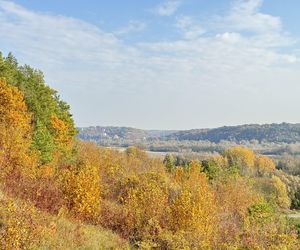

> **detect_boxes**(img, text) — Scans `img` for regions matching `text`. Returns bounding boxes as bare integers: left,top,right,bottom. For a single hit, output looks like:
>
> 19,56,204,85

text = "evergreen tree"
163,154,175,172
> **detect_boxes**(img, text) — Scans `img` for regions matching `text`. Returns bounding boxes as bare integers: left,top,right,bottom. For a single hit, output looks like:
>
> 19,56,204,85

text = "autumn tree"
271,175,290,209
169,162,217,248
121,172,168,247
214,177,259,246
255,155,276,175
223,146,256,175
62,163,101,220
0,79,36,178
0,53,76,165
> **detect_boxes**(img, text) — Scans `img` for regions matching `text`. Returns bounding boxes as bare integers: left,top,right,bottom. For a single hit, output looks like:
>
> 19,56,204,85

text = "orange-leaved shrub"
62,163,101,221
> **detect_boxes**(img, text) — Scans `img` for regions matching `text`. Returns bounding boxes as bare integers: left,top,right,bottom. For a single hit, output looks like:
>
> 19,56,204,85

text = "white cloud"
153,0,182,17
0,1,142,71
176,16,206,40
0,0,299,129
232,0,263,14
216,32,241,44
115,20,146,36
226,0,282,33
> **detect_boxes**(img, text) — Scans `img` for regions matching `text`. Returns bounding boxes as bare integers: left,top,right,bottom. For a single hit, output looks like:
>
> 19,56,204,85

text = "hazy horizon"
78,121,300,131
1,0,300,130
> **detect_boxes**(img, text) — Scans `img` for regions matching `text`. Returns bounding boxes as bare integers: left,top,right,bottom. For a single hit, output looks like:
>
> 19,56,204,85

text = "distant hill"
77,126,177,141
78,123,300,144
167,123,300,143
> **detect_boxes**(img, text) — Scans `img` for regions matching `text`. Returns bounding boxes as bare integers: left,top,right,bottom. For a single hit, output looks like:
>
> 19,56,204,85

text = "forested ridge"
1,52,300,249
168,123,300,143
77,126,176,141
79,123,300,143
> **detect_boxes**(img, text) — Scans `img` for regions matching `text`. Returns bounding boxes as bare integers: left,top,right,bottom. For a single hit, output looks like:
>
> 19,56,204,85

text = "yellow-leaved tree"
255,155,276,175
223,146,256,175
49,114,74,165
121,172,169,247
168,161,217,248
0,79,36,178
271,175,290,209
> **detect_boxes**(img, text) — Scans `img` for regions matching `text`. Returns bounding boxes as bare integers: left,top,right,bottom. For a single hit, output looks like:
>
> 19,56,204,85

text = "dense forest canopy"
0,52,300,249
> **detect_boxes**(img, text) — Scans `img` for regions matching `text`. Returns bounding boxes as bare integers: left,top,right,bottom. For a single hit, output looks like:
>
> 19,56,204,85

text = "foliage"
0,194,129,250
163,153,175,172
223,146,255,169
255,155,276,175
201,159,220,180
122,172,168,245
169,166,217,248
62,163,101,220
0,198,38,249
0,79,36,179
271,175,290,209
247,201,274,224
0,53,76,165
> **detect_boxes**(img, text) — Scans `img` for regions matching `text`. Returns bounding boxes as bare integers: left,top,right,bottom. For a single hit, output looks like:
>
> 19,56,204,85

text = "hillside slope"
77,126,177,141
0,191,129,249
168,123,300,143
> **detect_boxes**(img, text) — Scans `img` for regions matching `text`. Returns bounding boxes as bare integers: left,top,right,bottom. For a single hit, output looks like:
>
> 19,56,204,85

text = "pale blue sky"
1,0,300,129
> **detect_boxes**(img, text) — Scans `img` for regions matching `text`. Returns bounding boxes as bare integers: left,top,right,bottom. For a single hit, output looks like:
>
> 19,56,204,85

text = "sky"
1,0,300,130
